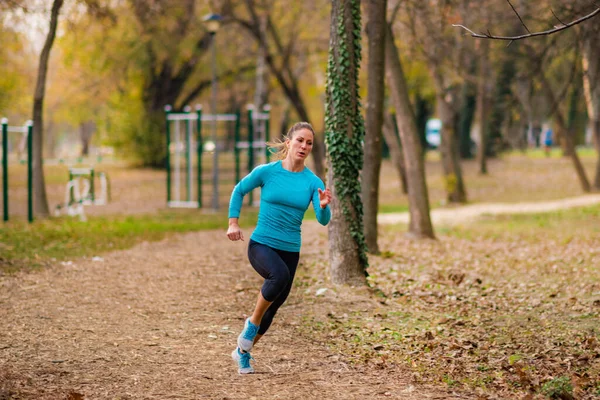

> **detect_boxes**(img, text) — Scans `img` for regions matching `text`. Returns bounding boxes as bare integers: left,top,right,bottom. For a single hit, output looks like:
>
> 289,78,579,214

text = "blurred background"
1,0,599,218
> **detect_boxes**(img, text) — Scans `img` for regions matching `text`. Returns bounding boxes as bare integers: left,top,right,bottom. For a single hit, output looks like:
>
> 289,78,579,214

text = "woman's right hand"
227,222,244,241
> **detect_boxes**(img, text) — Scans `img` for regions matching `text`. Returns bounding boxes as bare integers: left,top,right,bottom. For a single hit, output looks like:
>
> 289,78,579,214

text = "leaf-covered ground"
297,206,600,399
2,154,599,398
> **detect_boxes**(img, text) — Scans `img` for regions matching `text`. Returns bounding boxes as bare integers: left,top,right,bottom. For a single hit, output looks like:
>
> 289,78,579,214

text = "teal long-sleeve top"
228,160,331,252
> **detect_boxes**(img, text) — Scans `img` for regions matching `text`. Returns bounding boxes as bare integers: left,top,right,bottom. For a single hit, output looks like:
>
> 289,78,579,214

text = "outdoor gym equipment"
164,103,270,209
237,104,271,206
165,105,206,208
165,105,241,209
54,167,111,221
1,118,33,223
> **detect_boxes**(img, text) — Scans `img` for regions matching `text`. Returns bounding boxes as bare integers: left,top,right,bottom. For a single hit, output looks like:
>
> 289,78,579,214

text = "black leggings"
247,239,300,335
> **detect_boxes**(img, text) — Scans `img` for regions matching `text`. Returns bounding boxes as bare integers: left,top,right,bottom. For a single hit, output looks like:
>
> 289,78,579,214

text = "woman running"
227,121,332,374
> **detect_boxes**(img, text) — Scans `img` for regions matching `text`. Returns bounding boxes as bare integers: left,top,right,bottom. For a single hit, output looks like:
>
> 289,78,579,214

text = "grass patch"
0,210,258,274
304,203,410,221
448,204,600,241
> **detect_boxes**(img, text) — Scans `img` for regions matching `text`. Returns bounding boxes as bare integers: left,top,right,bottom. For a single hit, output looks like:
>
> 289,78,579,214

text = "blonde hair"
266,122,315,161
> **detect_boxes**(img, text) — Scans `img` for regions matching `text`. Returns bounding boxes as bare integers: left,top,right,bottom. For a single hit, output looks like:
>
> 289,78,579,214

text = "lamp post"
203,13,223,211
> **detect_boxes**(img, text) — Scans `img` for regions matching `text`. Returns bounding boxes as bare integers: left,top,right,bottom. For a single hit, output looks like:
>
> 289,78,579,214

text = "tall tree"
128,0,234,167
362,0,387,254
382,111,408,194
410,1,467,203
385,23,435,239
474,38,490,174
540,69,591,192
325,0,368,285
581,23,600,189
32,0,64,217
231,0,328,178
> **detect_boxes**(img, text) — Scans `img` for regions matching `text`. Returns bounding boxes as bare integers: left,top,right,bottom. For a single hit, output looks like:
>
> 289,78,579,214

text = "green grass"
0,210,258,274
304,203,410,221
506,146,596,160
448,204,600,241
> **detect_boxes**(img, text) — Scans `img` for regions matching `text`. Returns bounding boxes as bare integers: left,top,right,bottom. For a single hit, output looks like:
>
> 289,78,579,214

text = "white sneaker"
231,347,255,374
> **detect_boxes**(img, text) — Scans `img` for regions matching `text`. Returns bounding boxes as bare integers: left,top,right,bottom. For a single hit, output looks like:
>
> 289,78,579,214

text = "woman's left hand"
318,187,332,208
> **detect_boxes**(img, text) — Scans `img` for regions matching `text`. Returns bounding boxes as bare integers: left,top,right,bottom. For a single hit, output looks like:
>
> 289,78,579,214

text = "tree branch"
505,0,530,33
453,7,600,41
177,64,255,108
550,8,567,27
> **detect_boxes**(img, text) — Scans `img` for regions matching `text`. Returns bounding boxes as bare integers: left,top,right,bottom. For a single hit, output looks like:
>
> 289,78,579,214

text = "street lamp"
203,13,223,210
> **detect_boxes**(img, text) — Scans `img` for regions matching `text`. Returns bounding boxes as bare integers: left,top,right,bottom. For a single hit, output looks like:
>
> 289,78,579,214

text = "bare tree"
385,22,434,239
474,38,490,174
454,6,600,42
79,121,95,157
409,1,468,203
382,111,408,194
231,0,328,178
32,0,64,217
581,23,600,189
540,69,591,192
362,0,387,254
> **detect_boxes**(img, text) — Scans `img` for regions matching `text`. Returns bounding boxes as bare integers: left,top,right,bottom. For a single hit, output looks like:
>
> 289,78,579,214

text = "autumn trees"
2,1,600,284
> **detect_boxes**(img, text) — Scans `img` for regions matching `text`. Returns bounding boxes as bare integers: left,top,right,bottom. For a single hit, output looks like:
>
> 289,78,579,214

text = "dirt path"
0,225,469,399
378,194,600,225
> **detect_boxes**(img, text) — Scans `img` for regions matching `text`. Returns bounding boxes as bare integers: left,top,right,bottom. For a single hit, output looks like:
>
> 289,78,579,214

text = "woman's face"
287,128,314,163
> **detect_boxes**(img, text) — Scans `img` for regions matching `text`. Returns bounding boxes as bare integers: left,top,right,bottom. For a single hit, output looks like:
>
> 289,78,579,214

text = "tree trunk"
475,39,490,174
385,23,435,239
541,73,591,192
45,119,55,159
362,0,387,254
382,112,407,194
236,1,326,179
458,81,476,160
279,100,291,137
80,121,95,157
32,0,64,218
514,76,535,149
436,92,467,203
581,24,600,189
325,0,368,285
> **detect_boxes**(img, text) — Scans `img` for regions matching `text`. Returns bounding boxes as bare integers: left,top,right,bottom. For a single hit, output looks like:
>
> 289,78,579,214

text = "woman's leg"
256,249,299,336
239,241,295,351
249,291,272,327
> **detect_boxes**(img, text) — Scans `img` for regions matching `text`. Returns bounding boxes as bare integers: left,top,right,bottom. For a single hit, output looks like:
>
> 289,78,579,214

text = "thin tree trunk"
581,25,600,189
326,0,367,285
32,0,64,217
362,0,387,254
541,73,591,192
279,101,291,137
436,91,467,203
79,121,96,157
514,76,535,149
385,23,435,239
382,112,407,194
475,39,489,174
45,120,55,159
236,1,326,179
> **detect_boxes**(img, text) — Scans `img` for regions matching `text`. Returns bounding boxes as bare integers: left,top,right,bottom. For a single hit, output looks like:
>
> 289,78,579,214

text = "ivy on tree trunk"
325,0,368,285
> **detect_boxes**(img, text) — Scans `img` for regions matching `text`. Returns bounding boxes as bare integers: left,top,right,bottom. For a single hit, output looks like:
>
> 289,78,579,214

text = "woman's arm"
312,184,331,226
228,164,267,219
